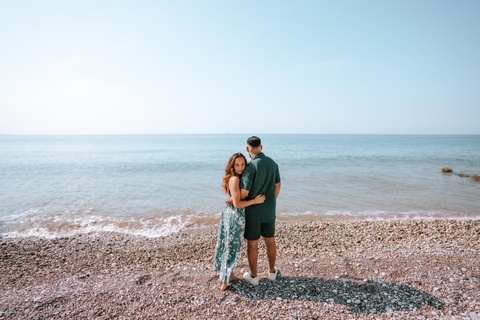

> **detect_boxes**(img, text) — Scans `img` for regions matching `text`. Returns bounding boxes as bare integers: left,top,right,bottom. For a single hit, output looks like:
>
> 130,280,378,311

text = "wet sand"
1,219,479,319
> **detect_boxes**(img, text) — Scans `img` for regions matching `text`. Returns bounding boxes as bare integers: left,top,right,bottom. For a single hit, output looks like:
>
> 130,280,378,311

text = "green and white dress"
213,204,246,284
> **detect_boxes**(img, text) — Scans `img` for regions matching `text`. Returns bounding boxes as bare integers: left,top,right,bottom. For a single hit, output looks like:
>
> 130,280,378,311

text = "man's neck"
250,151,262,158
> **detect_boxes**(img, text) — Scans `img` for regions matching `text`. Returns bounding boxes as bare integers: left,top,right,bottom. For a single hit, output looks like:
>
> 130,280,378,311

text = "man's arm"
275,182,281,199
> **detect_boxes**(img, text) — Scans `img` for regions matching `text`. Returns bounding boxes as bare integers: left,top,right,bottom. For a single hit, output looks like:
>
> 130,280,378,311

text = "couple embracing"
214,136,281,291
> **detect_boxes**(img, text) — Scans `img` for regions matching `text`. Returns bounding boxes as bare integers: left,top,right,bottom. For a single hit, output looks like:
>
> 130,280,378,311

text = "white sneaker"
268,267,278,281
243,272,259,286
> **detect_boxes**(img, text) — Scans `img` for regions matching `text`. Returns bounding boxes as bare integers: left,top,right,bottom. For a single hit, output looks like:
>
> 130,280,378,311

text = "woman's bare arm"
229,176,265,208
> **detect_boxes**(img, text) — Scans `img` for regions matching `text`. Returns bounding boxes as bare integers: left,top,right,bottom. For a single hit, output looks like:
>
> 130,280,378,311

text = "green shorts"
244,218,275,241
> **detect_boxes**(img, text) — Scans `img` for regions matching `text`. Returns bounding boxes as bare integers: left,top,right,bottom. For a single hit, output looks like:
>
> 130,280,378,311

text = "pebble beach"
1,219,479,319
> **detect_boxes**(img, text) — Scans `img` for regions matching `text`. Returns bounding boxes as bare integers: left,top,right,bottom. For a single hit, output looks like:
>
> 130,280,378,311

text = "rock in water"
442,168,453,172
458,174,469,177
472,175,480,182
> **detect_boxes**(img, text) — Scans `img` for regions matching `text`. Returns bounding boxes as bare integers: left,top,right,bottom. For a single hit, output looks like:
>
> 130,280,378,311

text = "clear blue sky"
1,1,479,134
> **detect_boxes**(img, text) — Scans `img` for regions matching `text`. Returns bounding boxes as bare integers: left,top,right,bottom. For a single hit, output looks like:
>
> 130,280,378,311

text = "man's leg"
261,221,277,274
247,240,259,278
264,237,276,273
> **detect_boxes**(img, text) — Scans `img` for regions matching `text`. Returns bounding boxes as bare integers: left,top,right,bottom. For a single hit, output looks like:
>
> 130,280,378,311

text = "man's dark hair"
247,136,261,147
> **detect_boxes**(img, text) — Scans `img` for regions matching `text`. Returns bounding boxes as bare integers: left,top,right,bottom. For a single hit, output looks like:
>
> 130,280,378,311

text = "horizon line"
1,133,480,136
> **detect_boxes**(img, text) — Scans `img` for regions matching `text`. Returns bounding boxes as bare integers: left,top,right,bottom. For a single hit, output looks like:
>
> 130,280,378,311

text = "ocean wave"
2,208,479,239
0,208,219,239
277,210,480,221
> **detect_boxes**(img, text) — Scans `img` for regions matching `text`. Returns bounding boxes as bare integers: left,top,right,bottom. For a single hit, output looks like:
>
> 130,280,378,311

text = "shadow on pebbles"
230,271,443,315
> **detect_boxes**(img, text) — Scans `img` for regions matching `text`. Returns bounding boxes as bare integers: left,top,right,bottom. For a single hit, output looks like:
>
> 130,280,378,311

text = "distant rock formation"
473,175,480,182
458,174,469,177
442,168,453,172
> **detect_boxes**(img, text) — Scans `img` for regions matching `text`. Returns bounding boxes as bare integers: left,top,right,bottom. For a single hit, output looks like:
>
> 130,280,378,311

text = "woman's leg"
219,208,245,290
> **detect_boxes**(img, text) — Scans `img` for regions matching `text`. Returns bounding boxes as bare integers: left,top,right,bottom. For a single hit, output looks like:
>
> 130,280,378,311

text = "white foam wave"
2,208,479,239
1,210,218,239
277,210,480,221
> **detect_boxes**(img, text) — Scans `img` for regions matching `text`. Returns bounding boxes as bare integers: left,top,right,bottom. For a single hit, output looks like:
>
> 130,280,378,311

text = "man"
237,136,281,286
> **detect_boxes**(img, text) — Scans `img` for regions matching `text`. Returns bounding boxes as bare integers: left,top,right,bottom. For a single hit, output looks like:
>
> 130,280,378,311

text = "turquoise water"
1,134,479,238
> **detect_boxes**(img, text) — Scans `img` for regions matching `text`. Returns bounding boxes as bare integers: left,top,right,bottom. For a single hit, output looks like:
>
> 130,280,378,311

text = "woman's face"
234,157,246,175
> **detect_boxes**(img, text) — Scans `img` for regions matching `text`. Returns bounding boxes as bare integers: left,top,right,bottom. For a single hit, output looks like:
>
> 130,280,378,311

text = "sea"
1,134,479,239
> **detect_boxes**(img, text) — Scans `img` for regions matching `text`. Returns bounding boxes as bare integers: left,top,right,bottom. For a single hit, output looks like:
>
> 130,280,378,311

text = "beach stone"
458,174,470,177
442,167,453,172
135,275,151,285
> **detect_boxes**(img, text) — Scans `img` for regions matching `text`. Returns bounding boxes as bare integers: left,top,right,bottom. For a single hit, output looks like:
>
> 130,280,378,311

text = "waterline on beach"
2,209,479,239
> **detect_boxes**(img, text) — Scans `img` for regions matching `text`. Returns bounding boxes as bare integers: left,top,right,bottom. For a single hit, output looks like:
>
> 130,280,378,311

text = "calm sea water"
1,134,479,238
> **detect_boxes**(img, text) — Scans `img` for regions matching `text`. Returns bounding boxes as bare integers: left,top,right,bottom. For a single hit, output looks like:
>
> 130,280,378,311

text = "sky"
0,1,479,135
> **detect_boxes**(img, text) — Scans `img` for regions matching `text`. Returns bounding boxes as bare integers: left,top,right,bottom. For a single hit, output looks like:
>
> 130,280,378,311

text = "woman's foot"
220,274,242,291
230,274,242,282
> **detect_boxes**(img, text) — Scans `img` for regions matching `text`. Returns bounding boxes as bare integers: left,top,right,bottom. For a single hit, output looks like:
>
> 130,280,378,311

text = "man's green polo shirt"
240,152,281,223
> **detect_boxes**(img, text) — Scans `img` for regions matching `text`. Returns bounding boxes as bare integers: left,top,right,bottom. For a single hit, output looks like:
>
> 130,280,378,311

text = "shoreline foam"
2,210,480,240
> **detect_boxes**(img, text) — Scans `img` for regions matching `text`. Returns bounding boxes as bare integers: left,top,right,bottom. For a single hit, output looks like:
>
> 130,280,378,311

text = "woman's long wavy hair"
222,153,247,195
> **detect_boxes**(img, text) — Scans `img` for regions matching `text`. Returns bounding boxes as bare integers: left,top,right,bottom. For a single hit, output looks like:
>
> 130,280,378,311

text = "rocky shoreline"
1,219,479,319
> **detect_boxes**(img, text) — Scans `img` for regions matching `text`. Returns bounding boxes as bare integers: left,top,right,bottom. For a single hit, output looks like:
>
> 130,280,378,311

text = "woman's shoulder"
229,175,240,183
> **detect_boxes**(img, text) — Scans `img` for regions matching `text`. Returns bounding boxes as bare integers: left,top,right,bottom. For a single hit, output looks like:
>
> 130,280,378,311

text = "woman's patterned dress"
213,205,246,284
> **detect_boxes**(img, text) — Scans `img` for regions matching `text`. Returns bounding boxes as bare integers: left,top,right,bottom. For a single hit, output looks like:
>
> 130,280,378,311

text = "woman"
213,152,266,291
